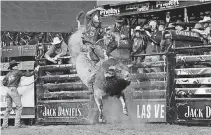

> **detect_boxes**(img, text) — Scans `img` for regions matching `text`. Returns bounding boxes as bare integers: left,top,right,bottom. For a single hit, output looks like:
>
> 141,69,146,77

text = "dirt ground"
1,123,211,135
2,97,211,135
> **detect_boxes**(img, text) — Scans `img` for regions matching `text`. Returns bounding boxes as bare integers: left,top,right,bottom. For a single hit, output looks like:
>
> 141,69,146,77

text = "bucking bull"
68,18,132,123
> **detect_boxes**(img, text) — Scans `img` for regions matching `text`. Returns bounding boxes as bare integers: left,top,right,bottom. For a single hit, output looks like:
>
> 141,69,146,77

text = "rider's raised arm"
84,7,104,29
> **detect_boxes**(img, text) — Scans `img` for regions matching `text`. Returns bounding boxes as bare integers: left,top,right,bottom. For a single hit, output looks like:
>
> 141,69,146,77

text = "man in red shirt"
1,60,39,129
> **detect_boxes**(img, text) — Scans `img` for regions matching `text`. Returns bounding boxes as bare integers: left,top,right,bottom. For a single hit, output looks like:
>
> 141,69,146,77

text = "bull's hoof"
99,118,106,123
99,116,106,123
123,109,128,116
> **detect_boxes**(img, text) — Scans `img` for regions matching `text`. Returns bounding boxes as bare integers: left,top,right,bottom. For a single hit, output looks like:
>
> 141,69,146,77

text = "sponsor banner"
175,30,200,38
0,76,35,108
133,100,166,122
0,61,35,71
37,101,90,124
1,45,36,57
100,8,120,17
177,100,211,120
156,0,179,9
101,1,211,16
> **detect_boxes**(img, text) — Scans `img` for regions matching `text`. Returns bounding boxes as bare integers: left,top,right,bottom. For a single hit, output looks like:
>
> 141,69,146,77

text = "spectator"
44,37,69,64
158,24,165,31
160,23,175,52
148,20,157,33
111,17,128,39
199,16,211,38
192,23,204,34
28,32,39,45
132,26,147,55
165,23,175,30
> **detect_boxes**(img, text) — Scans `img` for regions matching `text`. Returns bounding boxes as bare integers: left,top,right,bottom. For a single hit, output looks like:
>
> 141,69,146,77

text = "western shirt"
4,70,36,88
45,41,68,57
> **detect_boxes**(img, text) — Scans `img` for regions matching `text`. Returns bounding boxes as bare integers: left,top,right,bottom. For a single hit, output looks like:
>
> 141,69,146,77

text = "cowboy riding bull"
68,8,132,123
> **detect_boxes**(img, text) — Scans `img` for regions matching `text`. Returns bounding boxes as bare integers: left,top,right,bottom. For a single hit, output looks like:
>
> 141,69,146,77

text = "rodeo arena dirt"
1,0,211,135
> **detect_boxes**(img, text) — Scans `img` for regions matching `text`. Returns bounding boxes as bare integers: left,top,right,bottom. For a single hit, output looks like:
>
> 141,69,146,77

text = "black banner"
176,100,211,120
102,0,211,16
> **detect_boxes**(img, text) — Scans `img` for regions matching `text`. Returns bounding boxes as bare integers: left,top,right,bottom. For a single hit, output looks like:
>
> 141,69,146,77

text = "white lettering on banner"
154,104,165,118
126,3,149,11
58,106,82,117
147,105,151,118
42,106,82,117
137,104,165,119
156,0,179,9
137,5,149,12
206,106,211,118
175,30,199,38
100,8,120,17
43,107,57,117
141,105,146,118
160,105,165,118
185,106,203,118
184,106,211,118
137,105,140,118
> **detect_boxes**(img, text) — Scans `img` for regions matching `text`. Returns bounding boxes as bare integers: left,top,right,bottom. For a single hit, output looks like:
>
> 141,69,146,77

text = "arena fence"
168,30,211,125
130,52,172,123
173,46,211,125
130,30,211,124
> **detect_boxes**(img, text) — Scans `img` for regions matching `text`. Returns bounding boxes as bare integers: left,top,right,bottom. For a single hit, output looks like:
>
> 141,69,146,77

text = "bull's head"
105,63,133,81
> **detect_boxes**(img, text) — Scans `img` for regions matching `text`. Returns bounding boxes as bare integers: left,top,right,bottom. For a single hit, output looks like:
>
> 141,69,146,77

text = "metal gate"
130,53,171,122
35,47,95,125
174,45,211,125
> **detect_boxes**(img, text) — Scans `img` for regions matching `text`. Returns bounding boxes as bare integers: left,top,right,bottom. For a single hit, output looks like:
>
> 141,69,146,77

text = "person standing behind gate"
44,36,69,64
1,60,40,129
131,26,148,62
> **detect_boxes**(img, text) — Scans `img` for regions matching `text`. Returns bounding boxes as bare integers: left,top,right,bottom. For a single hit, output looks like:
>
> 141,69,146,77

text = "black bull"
92,58,132,123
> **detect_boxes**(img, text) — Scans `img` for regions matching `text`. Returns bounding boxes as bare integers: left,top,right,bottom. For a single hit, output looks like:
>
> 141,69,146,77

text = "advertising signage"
102,1,151,16
155,0,179,9
100,8,120,17
102,0,211,17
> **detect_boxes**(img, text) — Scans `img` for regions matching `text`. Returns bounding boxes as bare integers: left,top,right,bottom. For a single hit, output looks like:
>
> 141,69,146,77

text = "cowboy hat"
193,23,204,30
199,16,211,23
165,23,175,30
51,37,62,45
8,60,19,69
172,20,188,26
134,26,144,32
115,16,124,23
